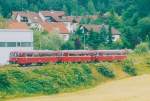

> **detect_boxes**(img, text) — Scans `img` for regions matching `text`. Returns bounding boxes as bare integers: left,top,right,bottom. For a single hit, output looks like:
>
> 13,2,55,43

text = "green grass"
1,52,150,100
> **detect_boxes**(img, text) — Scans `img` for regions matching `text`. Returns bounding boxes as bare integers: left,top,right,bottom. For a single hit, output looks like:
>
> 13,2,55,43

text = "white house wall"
112,35,120,41
16,15,21,22
0,29,33,65
60,34,69,41
39,12,46,22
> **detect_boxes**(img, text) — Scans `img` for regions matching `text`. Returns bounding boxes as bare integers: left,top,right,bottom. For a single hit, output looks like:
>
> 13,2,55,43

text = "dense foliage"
122,60,137,76
134,42,149,54
0,0,150,49
97,65,115,78
0,63,117,99
0,64,94,99
1,52,150,99
34,31,64,50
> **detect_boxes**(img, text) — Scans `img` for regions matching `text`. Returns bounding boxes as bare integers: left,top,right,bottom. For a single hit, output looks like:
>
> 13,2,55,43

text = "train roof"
10,50,127,54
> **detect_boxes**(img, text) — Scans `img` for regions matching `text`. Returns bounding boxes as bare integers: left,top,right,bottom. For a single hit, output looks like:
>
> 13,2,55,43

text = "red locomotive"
9,50,127,66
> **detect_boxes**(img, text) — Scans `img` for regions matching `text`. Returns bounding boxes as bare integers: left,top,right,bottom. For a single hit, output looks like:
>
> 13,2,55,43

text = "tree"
99,26,108,44
137,0,150,16
108,25,113,44
122,26,140,48
34,31,64,50
87,0,96,14
61,40,75,50
74,37,82,50
33,31,41,50
138,17,150,41
0,16,7,28
87,27,108,49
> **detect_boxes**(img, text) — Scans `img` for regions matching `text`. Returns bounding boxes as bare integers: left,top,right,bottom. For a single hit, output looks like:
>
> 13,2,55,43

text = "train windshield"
10,52,18,58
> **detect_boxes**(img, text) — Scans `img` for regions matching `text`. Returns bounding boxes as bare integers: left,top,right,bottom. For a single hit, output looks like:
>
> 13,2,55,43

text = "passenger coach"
9,50,127,66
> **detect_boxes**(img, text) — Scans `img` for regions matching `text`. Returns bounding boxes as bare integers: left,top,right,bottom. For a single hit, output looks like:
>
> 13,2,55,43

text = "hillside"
8,74,150,101
0,52,150,100
0,0,150,50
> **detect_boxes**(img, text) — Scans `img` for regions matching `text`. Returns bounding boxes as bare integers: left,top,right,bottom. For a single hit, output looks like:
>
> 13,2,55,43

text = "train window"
63,53,68,56
104,53,111,56
39,53,44,57
99,53,103,56
19,53,25,57
26,53,33,57
39,53,51,57
10,53,16,57
33,53,39,57
47,53,52,56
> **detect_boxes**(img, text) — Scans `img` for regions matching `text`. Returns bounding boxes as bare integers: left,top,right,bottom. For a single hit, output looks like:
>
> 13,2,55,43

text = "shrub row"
122,60,137,76
0,64,94,98
96,64,115,78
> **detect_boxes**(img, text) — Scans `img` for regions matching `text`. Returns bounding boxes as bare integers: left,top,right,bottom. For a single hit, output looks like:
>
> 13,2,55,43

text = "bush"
24,78,59,94
134,42,149,54
81,64,92,75
0,72,11,91
97,65,115,78
122,60,137,76
8,69,28,81
24,79,43,93
146,58,150,65
0,64,98,99
72,67,87,84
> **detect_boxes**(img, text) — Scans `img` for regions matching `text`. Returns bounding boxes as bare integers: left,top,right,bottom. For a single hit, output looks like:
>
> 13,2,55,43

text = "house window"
0,42,6,47
21,42,32,47
17,42,21,47
63,35,68,40
0,42,32,47
21,16,28,22
45,16,54,22
7,42,17,47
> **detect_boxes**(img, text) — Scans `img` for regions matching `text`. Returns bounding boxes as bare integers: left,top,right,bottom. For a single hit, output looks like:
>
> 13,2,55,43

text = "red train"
9,50,127,66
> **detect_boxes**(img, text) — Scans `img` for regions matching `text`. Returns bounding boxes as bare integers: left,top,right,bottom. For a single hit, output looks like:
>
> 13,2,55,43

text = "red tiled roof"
12,11,43,23
40,11,65,22
41,22,69,34
61,15,99,23
8,20,29,29
81,24,102,32
40,11,65,17
81,24,120,35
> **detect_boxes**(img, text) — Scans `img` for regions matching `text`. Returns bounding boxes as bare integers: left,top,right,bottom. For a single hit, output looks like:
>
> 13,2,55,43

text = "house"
41,22,70,41
11,11,71,40
59,15,98,33
39,11,65,22
12,11,43,30
11,11,105,41
0,29,33,64
0,21,33,65
39,11,78,33
11,11,86,34
65,15,99,23
7,20,29,29
79,24,121,41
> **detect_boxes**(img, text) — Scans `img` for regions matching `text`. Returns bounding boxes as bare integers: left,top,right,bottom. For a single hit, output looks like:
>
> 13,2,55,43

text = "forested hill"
0,0,150,49
0,0,149,17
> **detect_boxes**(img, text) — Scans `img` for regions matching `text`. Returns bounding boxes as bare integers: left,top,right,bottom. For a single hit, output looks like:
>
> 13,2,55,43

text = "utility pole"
83,30,88,50
84,33,85,50
82,27,86,50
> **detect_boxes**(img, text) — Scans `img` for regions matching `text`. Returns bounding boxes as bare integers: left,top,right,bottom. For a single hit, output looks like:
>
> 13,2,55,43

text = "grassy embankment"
0,52,150,100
